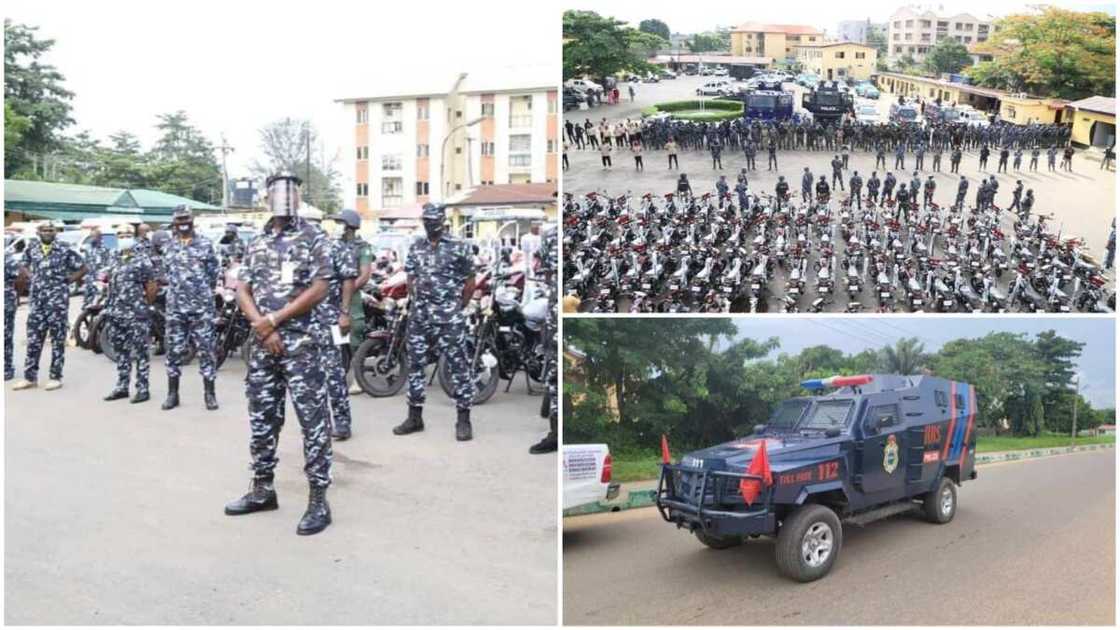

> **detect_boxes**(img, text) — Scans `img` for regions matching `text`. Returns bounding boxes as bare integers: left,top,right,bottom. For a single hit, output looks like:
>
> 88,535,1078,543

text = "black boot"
296,485,331,536
104,387,129,402
161,376,179,410
130,389,150,404
332,422,352,441
456,408,473,442
393,405,424,435
530,414,558,454
204,378,218,411
224,477,279,515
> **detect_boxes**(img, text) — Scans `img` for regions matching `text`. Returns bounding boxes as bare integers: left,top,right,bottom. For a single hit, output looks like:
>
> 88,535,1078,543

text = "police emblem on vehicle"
883,434,899,474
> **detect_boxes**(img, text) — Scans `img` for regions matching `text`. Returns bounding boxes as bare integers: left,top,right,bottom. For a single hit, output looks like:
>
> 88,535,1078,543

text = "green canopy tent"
4,180,223,224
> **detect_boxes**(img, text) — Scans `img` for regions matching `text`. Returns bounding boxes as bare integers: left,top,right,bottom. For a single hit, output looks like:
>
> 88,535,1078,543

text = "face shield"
266,175,302,217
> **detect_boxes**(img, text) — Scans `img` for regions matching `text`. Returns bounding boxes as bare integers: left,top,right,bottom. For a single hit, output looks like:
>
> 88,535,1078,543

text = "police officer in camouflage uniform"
12,223,87,391
336,210,373,396
102,226,158,403
224,173,334,536
393,203,477,442
529,224,558,455
301,208,358,441
5,249,23,381
161,205,221,411
81,227,112,312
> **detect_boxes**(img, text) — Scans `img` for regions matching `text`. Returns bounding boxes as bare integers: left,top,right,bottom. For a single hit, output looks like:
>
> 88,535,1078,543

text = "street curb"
562,443,1115,518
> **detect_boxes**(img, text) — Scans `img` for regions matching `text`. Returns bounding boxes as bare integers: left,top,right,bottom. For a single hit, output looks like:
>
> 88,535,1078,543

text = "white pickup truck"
562,444,620,511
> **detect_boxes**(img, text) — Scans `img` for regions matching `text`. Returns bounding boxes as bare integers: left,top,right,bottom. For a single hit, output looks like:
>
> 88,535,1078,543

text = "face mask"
39,232,55,244
118,238,136,251
423,219,445,240
175,222,192,235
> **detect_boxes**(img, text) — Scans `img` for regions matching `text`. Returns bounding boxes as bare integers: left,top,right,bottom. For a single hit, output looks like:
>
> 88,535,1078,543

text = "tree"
249,118,342,214
880,338,928,375
146,111,223,204
687,33,726,53
97,131,149,189
866,26,888,58
967,7,1115,99
894,54,918,72
922,38,971,75
638,19,670,42
4,20,75,178
563,10,664,82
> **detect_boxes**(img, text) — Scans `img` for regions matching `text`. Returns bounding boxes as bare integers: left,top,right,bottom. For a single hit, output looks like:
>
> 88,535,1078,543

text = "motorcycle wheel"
353,338,407,397
438,339,501,405
240,337,253,363
72,308,97,350
214,331,231,370
98,321,117,363
91,314,106,354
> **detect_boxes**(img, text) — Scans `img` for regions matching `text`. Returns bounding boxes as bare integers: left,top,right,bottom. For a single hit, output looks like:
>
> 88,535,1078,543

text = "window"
937,21,948,28
855,51,866,59
893,20,901,28
381,177,403,207
920,33,930,41
547,139,557,153
548,98,557,114
963,36,971,43
382,102,401,118
510,114,533,128
908,46,915,53
894,45,902,53
905,19,913,27
964,23,973,30
415,181,429,196
864,405,899,433
893,33,900,40
416,144,429,158
509,134,532,152
356,182,368,197
955,22,963,30
920,20,931,28
954,394,964,409
381,120,402,134
800,400,854,430
481,142,495,155
904,32,912,41
935,391,948,407
481,103,495,117
1006,105,1016,120
417,105,429,120
356,107,368,124
381,154,402,170
356,146,369,160
509,154,532,167
835,51,845,59
455,146,462,154
480,180,494,186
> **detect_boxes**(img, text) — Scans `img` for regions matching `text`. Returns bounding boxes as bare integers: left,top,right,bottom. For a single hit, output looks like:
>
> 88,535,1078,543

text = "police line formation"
563,119,1114,313
4,174,559,536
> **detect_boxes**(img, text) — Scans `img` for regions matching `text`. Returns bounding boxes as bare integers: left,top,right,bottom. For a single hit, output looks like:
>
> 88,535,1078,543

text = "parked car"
642,73,660,83
563,443,620,511
854,83,880,99
563,88,586,111
697,80,734,96
564,78,604,94
660,69,677,79
855,102,880,124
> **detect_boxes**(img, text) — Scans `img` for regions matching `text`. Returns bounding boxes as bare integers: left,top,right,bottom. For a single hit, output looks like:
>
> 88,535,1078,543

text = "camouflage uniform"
81,241,112,311
341,234,374,352
21,238,84,382
5,250,21,380
405,233,474,409
540,226,559,425
134,236,154,262
310,227,358,434
163,234,220,379
239,218,333,487
105,251,156,394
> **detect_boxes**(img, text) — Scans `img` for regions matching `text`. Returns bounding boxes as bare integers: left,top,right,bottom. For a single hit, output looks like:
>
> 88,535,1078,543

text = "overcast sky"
5,1,559,176
571,0,1114,37
729,317,1115,408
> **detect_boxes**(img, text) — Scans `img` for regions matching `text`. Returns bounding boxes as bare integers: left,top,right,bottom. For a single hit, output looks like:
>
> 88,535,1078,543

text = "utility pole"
218,134,234,214
1071,374,1080,448
305,123,313,207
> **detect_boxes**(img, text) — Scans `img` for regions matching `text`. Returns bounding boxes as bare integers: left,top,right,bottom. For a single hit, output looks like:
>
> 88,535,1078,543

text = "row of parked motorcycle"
563,190,1114,314
75,246,554,407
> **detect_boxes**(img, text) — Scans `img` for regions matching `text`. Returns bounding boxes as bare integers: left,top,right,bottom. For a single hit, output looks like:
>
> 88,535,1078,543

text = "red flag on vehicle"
661,434,671,464
739,440,773,506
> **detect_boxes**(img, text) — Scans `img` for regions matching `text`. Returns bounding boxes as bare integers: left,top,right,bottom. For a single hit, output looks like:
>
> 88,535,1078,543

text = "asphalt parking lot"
4,300,558,625
564,76,1115,313
562,449,1115,626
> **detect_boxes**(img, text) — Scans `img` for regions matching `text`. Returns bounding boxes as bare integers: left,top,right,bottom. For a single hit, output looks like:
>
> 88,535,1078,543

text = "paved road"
5,301,557,625
565,77,1115,313
563,450,1114,626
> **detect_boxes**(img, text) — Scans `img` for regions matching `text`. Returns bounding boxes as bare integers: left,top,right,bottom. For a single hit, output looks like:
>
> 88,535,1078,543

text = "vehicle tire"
439,340,501,405
240,337,253,363
775,504,842,582
922,476,957,524
72,308,97,349
694,530,744,550
354,338,407,397
214,334,230,370
91,315,106,354
98,322,117,364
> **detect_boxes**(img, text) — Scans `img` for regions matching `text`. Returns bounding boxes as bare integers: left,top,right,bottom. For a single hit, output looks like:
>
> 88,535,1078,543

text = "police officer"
831,155,844,191
774,176,789,210
744,140,757,171
883,171,897,201
302,208,358,440
1010,180,1024,212
950,146,962,173
221,223,246,266
225,173,334,536
849,171,863,210
529,224,558,455
1012,148,1023,171
161,205,221,411
1029,147,1040,171
710,141,723,170
1021,188,1035,216
393,203,477,442
914,144,925,171
134,223,154,261
801,167,813,204
909,172,921,201
5,249,22,381
923,175,936,209
1046,145,1057,171
955,176,969,209
716,175,729,205
81,227,112,312
894,143,906,170
735,178,749,211
875,142,886,170
815,175,830,203
931,145,942,172
103,226,158,403
978,144,990,170
12,222,86,391
766,140,778,171
337,210,374,396
867,171,881,204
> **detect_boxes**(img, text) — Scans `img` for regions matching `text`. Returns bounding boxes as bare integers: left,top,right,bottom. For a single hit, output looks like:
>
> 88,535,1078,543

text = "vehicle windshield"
817,92,840,105
897,109,917,120
859,106,877,115
748,94,777,109
799,399,854,430
769,399,810,429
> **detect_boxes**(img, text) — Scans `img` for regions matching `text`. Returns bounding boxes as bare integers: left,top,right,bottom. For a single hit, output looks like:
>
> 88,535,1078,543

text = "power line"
840,319,901,346
806,318,886,348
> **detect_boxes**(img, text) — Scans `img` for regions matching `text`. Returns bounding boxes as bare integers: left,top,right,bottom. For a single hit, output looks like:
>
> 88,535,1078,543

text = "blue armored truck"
656,374,978,582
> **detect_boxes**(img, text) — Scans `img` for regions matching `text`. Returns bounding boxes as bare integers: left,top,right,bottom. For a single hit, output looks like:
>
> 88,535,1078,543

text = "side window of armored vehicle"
935,390,948,408
800,400,854,430
954,394,964,410
863,405,899,435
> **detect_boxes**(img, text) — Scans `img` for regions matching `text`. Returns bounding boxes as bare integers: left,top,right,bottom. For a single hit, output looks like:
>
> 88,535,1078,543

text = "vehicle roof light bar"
800,374,874,390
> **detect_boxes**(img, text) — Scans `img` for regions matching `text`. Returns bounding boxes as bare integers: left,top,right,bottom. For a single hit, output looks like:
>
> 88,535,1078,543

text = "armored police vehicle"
656,374,977,582
890,100,921,123
801,81,853,124
743,90,795,122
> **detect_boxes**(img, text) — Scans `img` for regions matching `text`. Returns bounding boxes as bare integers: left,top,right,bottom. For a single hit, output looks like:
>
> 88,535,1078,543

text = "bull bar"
655,463,776,538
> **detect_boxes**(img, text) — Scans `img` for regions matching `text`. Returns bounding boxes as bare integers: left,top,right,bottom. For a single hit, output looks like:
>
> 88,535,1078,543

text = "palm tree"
880,338,928,375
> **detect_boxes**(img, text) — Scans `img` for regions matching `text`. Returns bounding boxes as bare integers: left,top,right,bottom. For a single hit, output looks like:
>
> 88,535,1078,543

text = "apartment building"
886,7,996,65
337,71,558,217
795,42,879,81
730,23,823,61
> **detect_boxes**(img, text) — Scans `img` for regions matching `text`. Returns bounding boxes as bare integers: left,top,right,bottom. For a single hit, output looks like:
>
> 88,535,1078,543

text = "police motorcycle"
352,265,412,397
213,262,252,369
72,273,109,349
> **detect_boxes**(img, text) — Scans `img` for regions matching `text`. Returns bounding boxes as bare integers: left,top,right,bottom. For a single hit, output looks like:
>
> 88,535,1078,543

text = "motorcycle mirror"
753,424,767,435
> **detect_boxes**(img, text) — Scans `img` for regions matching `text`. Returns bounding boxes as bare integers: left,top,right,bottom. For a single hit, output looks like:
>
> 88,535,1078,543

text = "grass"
641,99,744,123
608,434,1116,483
